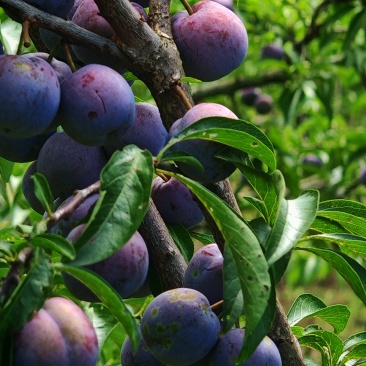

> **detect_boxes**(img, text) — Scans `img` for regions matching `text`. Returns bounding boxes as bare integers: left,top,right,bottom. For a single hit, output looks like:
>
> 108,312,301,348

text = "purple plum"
63,226,149,301
36,132,108,199
59,64,135,146
0,129,55,163
183,243,223,306
13,296,99,366
261,44,285,60
240,87,261,106
254,94,273,115
0,55,60,138
103,102,167,157
172,0,248,81
22,52,73,83
140,287,221,365
121,328,165,366
301,154,323,168
168,103,238,183
204,328,282,365
151,176,204,229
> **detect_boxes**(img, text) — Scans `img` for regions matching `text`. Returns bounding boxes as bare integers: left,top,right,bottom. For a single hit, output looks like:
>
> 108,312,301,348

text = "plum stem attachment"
21,20,31,48
180,0,194,15
61,39,77,72
210,299,223,310
174,84,193,110
47,180,101,230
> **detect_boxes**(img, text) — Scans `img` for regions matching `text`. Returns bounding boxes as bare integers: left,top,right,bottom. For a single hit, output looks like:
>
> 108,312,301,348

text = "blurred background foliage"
1,0,366,362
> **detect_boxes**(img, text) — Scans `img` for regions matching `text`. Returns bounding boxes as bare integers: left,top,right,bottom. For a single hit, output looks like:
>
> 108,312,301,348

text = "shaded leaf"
31,233,75,260
168,223,194,262
31,172,54,215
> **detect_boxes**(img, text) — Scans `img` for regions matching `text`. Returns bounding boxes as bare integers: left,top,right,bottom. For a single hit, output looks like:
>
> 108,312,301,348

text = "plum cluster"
240,87,274,115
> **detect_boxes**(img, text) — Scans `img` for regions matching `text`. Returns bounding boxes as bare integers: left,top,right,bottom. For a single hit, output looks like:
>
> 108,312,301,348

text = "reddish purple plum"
13,296,99,366
172,0,248,81
36,132,108,199
22,0,76,17
104,102,167,157
168,103,238,183
151,176,204,229
0,55,60,138
204,328,282,365
140,288,221,365
183,243,223,306
59,64,135,146
63,226,149,301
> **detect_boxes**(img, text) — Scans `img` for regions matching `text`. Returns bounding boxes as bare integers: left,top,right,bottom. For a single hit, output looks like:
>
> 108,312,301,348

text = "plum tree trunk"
0,0,306,364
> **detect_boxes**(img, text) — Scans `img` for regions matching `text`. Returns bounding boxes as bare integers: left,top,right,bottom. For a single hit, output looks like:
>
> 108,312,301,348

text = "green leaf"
158,117,276,173
301,233,366,260
0,241,16,259
31,233,76,260
266,190,319,266
297,247,366,305
168,223,194,262
158,150,205,171
287,293,350,334
68,146,153,266
315,77,335,122
188,231,215,245
0,249,53,339
343,332,366,351
56,264,140,352
0,18,22,54
31,172,54,215
0,158,14,190
222,245,244,332
180,76,202,83
240,167,285,226
279,86,305,125
340,344,366,366
158,169,271,361
344,8,366,51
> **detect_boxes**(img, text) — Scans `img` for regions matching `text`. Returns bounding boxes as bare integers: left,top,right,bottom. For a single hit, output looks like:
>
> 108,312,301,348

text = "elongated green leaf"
240,167,285,226
68,146,153,266
316,211,366,238
319,199,366,215
344,8,366,50
158,117,276,173
223,245,244,332
158,169,271,361
188,231,215,245
311,217,351,235
31,172,54,215
56,264,140,352
321,331,344,365
31,233,76,260
302,233,366,260
266,190,319,266
298,333,329,362
158,150,204,171
287,293,350,334
0,249,53,339
343,332,366,351
168,223,194,263
297,247,366,305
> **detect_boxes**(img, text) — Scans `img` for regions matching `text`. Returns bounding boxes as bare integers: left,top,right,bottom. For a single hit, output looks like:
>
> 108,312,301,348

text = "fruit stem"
62,40,77,72
210,299,223,310
174,84,193,110
22,20,31,48
47,180,101,229
180,0,194,15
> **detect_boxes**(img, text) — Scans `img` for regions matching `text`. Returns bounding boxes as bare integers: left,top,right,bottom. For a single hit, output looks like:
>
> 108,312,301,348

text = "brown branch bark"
138,200,188,290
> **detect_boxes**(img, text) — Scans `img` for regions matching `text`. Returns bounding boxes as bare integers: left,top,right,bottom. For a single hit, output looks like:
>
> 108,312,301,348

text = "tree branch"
192,71,290,102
